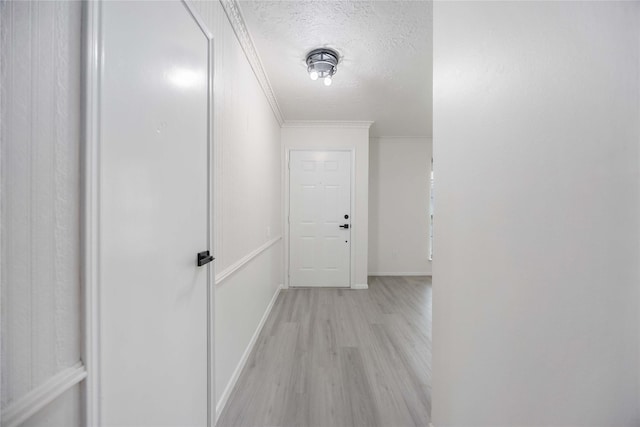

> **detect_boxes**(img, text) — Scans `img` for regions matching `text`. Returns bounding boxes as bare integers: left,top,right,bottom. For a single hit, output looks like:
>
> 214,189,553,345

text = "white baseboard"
368,272,432,277
215,284,283,424
352,283,369,290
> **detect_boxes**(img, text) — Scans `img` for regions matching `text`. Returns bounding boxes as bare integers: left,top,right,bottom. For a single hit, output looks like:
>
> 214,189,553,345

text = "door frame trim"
284,148,357,289
82,2,101,424
82,2,216,425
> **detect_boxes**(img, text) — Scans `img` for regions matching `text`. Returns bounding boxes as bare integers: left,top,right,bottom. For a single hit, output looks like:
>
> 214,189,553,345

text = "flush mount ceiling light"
306,48,338,86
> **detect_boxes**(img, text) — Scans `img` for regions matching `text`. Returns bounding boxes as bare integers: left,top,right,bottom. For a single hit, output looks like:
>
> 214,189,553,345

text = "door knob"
339,224,349,229
197,250,214,266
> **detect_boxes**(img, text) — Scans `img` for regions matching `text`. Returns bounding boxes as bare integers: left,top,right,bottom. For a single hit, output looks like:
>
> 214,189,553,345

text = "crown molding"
219,0,284,125
282,120,374,129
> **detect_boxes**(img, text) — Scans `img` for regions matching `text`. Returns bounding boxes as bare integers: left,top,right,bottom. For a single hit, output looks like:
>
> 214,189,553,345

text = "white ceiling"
237,0,432,137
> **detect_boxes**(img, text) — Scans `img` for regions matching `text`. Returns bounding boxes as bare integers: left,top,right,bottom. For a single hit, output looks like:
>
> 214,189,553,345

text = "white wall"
189,0,283,416
1,2,84,426
281,123,371,288
369,137,432,276
433,2,640,426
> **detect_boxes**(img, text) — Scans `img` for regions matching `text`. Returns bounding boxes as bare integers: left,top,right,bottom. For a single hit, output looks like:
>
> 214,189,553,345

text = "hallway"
218,277,432,427
3,1,640,425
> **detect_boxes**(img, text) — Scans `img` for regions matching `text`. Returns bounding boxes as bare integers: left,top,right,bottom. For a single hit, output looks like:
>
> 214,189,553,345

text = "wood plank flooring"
217,276,432,427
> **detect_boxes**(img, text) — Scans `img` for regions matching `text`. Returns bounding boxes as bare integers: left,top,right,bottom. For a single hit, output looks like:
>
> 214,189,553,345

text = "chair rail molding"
368,272,432,277
283,120,374,129
215,236,282,286
219,0,284,125
1,362,88,427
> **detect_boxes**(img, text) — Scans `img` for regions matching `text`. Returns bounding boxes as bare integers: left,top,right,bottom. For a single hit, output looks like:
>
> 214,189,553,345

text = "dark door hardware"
344,214,349,219
339,224,350,229
197,250,214,267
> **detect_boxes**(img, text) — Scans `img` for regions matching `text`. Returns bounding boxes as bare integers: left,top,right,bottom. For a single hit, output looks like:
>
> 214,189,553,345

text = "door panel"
289,151,351,287
99,2,210,425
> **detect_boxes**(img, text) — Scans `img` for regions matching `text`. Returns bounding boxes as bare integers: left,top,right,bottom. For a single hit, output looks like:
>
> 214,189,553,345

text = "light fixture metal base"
306,48,339,82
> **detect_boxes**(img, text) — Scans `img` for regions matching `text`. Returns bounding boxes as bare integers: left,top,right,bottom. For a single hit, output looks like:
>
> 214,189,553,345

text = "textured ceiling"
238,0,432,137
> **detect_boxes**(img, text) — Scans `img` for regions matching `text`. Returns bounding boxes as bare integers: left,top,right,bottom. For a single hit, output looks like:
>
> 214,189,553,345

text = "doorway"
288,150,353,287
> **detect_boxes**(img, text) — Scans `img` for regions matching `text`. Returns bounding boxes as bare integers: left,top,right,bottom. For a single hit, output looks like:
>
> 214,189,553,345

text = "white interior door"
99,2,211,425
289,151,352,287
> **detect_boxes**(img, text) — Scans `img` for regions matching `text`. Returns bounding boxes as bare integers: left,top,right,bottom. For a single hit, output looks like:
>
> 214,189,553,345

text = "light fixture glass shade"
306,48,338,85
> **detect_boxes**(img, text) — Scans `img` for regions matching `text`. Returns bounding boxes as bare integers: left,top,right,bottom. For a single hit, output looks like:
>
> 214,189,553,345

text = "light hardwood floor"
217,276,432,427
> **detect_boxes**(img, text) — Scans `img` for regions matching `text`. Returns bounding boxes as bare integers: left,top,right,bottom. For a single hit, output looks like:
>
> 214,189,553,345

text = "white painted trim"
350,148,357,288
184,0,213,39
282,149,290,289
370,135,433,140
368,272,433,277
219,0,284,125
282,120,374,129
215,284,283,424
82,1,102,425
215,236,282,286
2,362,87,427
352,283,369,290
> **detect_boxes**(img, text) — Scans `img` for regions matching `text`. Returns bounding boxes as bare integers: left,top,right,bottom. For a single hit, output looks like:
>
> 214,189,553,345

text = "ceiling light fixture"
306,48,338,86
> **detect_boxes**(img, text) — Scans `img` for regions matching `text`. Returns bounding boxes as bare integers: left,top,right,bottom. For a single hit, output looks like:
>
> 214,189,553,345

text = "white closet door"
100,1,211,425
